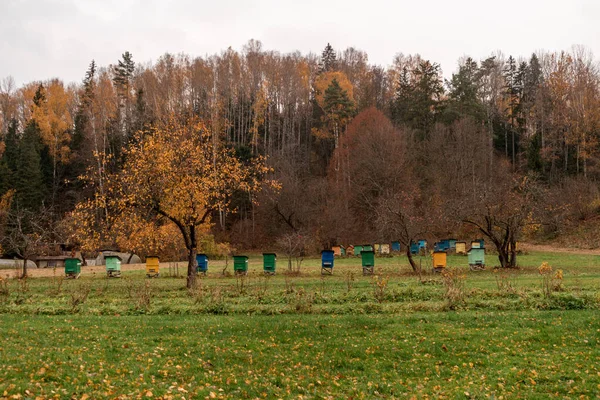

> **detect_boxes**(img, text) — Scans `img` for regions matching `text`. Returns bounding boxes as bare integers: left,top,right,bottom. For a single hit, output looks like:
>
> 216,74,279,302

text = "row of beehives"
61,241,491,279
331,239,486,257
63,254,213,279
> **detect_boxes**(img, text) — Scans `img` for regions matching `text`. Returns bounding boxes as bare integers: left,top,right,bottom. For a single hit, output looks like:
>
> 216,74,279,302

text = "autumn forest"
1,41,600,275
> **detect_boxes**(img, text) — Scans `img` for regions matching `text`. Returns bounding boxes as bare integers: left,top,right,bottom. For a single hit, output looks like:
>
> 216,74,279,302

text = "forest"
1,40,599,274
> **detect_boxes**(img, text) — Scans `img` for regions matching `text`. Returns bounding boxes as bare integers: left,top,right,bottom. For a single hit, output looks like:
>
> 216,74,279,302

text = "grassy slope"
0,250,599,398
1,312,599,399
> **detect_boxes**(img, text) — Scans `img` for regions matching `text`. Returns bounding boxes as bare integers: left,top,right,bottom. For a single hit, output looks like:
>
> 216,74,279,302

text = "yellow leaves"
538,262,553,275
313,71,354,109
30,80,75,163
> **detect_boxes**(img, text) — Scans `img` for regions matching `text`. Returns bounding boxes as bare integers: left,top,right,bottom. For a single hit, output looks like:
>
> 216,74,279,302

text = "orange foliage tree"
69,115,274,287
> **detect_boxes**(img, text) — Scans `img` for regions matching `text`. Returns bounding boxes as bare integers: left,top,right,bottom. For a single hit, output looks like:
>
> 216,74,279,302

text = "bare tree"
1,205,56,278
276,232,307,273
461,166,540,268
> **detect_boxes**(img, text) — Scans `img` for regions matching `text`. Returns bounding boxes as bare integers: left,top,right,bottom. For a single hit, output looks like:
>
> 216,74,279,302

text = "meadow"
1,251,599,398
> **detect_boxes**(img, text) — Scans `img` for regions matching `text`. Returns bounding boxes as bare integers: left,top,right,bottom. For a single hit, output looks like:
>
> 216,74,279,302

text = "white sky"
1,0,599,86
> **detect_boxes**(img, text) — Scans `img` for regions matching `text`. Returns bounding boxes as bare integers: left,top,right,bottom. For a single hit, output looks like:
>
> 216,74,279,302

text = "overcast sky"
2,0,599,86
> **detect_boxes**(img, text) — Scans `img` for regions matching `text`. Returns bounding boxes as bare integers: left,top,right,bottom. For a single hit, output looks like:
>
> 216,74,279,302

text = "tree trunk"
186,246,197,288
508,240,517,268
21,256,28,279
497,249,508,269
406,246,418,273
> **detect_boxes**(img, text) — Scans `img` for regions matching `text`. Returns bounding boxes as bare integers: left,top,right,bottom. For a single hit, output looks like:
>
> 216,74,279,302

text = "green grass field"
1,251,599,398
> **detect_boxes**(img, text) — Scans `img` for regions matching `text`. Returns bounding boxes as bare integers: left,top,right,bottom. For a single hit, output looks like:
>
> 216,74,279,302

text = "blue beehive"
321,250,335,274
196,254,208,274
391,241,401,252
438,239,450,251
418,240,427,252
410,242,419,255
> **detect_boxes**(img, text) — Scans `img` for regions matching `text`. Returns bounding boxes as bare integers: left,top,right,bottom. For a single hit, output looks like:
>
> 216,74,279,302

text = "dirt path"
519,243,600,256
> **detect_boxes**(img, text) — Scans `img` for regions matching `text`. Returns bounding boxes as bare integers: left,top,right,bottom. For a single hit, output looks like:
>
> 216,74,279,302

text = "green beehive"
105,255,122,277
353,245,363,256
233,255,249,275
263,253,276,275
65,258,81,279
361,250,375,275
468,248,485,271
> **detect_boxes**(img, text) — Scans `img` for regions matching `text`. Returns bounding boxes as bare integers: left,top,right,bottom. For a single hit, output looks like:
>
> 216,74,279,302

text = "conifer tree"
319,43,337,73
445,57,485,122
323,78,355,148
16,120,44,210
0,119,19,194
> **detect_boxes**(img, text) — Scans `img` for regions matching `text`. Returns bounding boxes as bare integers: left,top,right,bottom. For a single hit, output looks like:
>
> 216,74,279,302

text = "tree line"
1,41,599,278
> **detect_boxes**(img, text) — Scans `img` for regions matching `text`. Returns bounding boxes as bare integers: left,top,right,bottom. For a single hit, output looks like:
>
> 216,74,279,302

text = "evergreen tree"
444,57,485,122
16,120,44,210
391,66,412,125
322,78,355,148
113,51,135,93
523,53,545,173
0,119,19,195
503,56,524,166
319,43,337,73
31,84,55,202
392,61,444,135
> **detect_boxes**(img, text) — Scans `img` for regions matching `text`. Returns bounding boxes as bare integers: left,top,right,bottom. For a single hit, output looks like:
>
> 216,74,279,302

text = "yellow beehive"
146,256,160,277
471,241,481,249
380,244,390,254
432,251,447,270
455,241,467,255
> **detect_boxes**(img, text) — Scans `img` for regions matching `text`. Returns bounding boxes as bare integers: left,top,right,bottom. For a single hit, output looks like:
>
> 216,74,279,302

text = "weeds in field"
14,277,30,305
284,276,295,294
235,273,248,295
48,269,64,296
373,275,388,303
69,282,91,312
254,275,270,300
539,262,564,297
124,277,135,299
292,287,313,313
0,275,9,302
494,270,518,294
442,269,466,309
189,279,205,304
135,281,152,312
345,271,355,293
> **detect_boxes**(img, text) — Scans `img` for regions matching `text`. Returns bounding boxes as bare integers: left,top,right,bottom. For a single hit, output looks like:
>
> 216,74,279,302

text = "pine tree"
113,51,135,93
67,60,97,186
391,66,412,125
392,61,444,134
523,53,545,173
445,57,485,122
112,52,137,144
16,121,44,210
319,43,337,73
503,56,524,166
0,119,19,195
323,78,355,148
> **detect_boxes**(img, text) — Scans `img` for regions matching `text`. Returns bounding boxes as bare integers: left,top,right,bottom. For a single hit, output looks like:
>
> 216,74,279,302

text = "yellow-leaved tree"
69,114,275,287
